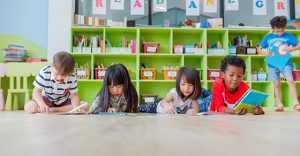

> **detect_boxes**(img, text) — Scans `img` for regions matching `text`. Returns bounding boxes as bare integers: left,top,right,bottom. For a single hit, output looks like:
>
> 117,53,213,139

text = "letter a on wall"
186,0,200,16
253,0,266,15
274,0,288,17
93,0,107,14
131,0,145,15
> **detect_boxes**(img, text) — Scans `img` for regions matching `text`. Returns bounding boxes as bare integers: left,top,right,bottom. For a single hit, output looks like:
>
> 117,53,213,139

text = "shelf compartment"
140,28,171,54
140,55,182,80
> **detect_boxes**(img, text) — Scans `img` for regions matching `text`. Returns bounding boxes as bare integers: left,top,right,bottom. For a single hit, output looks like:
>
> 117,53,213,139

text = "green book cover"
233,89,268,113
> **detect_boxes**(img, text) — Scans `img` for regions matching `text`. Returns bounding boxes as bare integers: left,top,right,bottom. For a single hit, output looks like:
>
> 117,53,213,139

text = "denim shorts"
268,64,293,82
196,95,212,112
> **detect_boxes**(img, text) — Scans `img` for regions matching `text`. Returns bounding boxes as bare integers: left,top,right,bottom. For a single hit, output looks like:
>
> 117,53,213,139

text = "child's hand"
108,107,117,113
252,106,264,115
285,47,293,53
235,107,248,115
38,104,51,113
264,52,273,57
164,105,177,114
186,109,197,116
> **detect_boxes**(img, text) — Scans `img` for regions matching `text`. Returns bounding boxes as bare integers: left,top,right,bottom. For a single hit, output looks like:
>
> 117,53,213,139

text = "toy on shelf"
142,42,160,53
163,66,179,80
75,63,90,79
73,34,104,54
173,43,203,54
251,72,257,81
184,45,194,54
26,58,47,62
207,18,223,28
91,35,103,53
181,17,196,28
234,35,257,55
293,64,300,81
173,45,184,54
164,19,169,28
207,41,225,55
105,36,136,54
193,43,203,54
256,68,267,81
207,69,221,80
74,14,127,27
140,63,156,80
228,46,237,55
94,64,106,80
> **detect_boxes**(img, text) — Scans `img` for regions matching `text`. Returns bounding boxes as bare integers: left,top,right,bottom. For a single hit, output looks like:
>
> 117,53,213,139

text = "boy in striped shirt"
24,52,89,114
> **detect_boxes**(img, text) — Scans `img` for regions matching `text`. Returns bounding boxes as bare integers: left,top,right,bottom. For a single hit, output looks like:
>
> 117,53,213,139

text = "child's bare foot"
275,105,284,112
293,104,300,112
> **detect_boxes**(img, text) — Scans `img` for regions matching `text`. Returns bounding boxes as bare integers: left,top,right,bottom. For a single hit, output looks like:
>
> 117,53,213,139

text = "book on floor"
233,89,268,113
57,112,88,115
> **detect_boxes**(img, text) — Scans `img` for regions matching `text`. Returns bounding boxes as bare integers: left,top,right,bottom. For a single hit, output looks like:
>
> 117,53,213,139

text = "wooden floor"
0,111,300,156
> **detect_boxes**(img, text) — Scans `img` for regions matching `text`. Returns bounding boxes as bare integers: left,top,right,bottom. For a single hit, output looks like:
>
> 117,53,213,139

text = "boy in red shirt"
210,56,264,115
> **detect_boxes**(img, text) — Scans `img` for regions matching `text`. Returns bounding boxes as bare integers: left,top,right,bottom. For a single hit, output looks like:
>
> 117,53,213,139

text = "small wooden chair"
5,63,31,110
0,63,5,111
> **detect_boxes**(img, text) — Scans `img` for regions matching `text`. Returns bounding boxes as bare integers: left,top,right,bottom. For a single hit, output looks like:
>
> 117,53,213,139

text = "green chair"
0,63,5,111
5,63,31,110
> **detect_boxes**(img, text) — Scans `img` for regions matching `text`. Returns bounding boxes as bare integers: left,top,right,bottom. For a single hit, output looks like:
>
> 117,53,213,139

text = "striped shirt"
33,65,78,105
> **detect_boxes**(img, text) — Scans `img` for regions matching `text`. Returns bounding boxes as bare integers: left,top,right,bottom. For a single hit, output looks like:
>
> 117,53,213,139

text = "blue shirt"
259,32,298,68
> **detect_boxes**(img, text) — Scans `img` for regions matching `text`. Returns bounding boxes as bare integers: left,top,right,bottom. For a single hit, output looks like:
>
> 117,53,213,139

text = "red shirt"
210,78,250,113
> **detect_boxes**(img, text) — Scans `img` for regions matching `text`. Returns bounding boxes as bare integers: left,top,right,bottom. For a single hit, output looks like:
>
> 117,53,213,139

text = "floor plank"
0,111,300,156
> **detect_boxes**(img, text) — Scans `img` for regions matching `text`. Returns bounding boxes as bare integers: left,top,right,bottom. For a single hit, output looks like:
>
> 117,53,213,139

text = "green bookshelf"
71,27,300,111
207,29,228,52
140,54,182,80
93,54,137,80
140,28,171,54
228,29,270,47
172,28,206,53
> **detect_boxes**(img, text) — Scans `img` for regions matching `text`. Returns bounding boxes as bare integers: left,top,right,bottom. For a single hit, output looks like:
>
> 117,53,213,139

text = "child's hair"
176,66,202,100
91,64,138,113
52,51,75,75
270,16,287,29
220,55,246,74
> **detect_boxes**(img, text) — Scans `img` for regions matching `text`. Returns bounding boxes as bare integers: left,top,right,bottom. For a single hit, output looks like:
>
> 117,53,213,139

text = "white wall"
47,0,75,62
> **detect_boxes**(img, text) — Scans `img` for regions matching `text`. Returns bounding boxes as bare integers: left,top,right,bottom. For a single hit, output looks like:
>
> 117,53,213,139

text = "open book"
57,103,89,115
233,89,268,113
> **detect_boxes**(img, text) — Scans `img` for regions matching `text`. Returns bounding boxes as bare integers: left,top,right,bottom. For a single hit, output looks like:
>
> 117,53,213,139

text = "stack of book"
2,44,28,62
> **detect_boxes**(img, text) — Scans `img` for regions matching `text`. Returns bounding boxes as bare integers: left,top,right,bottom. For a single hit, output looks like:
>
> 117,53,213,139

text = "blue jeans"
138,98,162,113
138,98,187,113
268,64,293,82
197,95,212,112
138,95,213,113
